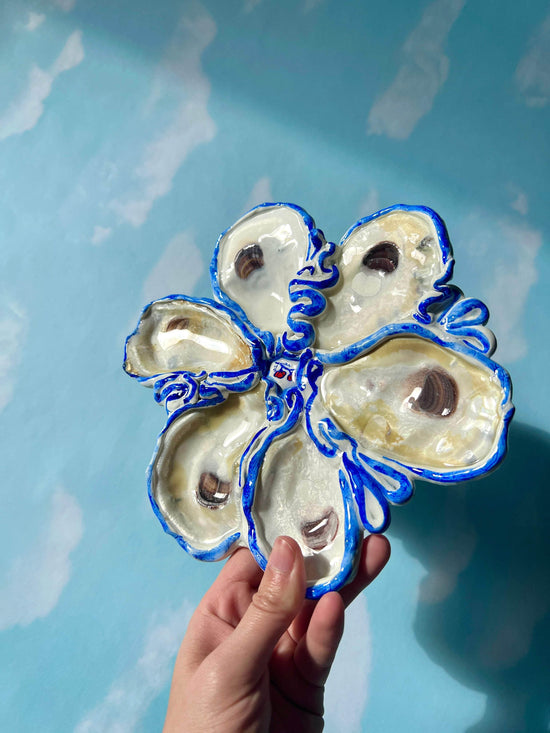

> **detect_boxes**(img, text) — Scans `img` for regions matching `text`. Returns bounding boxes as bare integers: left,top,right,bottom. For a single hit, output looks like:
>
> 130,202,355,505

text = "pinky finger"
340,534,391,608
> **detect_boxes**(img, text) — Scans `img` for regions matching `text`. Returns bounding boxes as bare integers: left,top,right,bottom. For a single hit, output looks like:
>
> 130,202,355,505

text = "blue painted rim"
210,202,322,357
240,387,363,598
340,204,455,327
317,321,514,484
147,404,243,561
125,202,514,595
123,293,267,383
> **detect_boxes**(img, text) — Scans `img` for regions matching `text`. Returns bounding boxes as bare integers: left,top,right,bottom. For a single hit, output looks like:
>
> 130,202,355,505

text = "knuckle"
251,583,289,618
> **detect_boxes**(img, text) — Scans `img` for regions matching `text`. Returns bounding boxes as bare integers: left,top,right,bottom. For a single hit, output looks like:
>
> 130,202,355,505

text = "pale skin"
164,534,391,732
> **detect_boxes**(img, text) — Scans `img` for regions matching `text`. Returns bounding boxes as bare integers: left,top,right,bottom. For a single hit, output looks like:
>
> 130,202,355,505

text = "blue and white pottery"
124,203,514,598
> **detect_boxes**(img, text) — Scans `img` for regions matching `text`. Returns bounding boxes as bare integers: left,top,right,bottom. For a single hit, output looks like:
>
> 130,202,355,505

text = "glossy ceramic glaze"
124,203,514,597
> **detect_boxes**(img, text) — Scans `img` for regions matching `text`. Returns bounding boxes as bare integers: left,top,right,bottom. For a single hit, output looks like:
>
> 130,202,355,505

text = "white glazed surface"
217,206,310,335
253,427,347,586
316,210,446,350
151,386,265,553
126,203,513,595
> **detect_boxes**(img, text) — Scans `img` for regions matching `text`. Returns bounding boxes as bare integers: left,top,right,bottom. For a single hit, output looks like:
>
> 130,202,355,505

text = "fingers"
340,534,391,608
205,546,264,604
291,535,390,689
175,549,264,675
200,547,264,625
182,533,389,693
214,536,305,687
293,592,345,687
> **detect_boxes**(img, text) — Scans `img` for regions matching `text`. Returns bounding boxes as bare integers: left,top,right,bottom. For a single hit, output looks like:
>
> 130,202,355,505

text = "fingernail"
269,537,294,575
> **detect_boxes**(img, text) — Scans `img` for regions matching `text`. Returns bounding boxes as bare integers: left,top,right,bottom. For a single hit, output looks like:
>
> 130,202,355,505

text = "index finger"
178,548,264,673
200,547,264,623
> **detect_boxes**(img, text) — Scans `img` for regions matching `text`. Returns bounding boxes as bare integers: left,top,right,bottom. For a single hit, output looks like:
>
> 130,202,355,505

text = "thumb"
218,536,305,685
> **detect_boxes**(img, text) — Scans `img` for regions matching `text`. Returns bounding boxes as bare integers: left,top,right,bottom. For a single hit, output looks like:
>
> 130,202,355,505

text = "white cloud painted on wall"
24,12,46,31
509,187,528,216
142,231,204,303
242,176,273,213
0,490,83,630
52,0,77,11
0,301,27,412
0,30,84,141
51,31,84,74
304,0,325,13
75,577,370,733
459,214,542,363
243,0,262,13
357,188,381,218
367,0,466,139
324,595,371,731
485,220,541,363
91,225,113,245
75,601,193,733
111,3,217,228
515,12,550,108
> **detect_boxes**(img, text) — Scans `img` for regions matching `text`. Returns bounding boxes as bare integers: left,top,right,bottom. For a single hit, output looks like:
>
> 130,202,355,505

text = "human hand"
163,534,390,733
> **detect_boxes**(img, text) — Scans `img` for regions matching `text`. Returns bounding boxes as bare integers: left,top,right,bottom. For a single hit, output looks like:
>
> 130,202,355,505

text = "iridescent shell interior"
124,203,513,597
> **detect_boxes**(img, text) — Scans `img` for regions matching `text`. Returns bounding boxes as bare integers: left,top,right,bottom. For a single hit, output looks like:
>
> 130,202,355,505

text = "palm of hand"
163,535,390,733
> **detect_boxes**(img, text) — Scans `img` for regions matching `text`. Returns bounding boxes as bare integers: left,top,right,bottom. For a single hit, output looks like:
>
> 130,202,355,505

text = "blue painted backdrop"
1,0,548,730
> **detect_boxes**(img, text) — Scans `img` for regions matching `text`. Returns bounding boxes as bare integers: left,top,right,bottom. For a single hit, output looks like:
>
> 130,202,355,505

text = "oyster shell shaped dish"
124,203,513,598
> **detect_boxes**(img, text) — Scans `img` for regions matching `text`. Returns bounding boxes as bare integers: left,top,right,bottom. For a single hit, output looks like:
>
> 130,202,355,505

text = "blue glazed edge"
306,469,363,600
317,321,514,484
342,452,391,533
239,383,364,598
210,202,322,357
341,203,453,266
283,234,340,353
355,451,414,505
125,202,514,593
242,388,303,571
317,419,394,531
242,399,363,598
123,293,267,384
437,294,494,354
340,204,455,326
146,403,243,561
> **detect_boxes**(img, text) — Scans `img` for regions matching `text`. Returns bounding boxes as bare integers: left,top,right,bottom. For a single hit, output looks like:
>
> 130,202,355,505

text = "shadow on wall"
389,422,550,733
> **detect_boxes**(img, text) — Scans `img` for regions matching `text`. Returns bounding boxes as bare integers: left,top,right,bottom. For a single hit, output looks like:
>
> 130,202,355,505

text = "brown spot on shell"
164,317,190,332
411,369,458,417
196,472,231,508
363,241,399,273
235,244,264,279
301,508,339,551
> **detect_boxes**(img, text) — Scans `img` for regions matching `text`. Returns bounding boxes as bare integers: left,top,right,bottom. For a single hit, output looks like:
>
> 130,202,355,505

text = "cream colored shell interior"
125,299,253,376
253,427,347,587
321,336,506,472
217,206,310,335
151,387,265,553
316,211,446,351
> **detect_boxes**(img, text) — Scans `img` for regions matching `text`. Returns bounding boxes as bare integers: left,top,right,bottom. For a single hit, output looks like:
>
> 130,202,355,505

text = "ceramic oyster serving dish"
124,203,514,598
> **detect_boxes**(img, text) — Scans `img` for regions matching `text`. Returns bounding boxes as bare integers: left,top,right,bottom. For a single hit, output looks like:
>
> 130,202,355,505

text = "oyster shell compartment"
124,202,514,598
